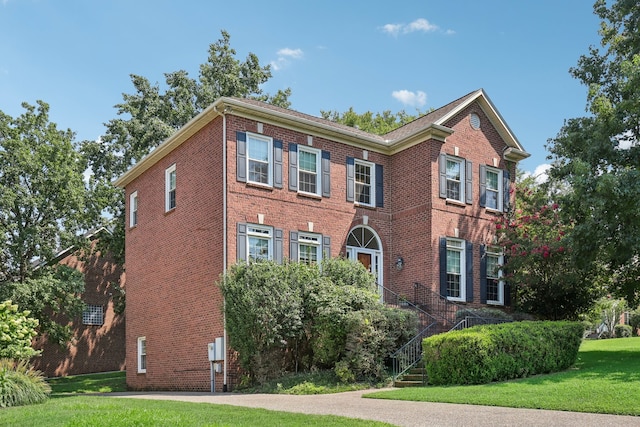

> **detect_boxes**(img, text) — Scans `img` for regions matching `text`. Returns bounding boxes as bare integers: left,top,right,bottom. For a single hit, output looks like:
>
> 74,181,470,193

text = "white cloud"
277,48,303,59
523,163,551,185
381,18,450,36
392,90,427,107
270,48,304,71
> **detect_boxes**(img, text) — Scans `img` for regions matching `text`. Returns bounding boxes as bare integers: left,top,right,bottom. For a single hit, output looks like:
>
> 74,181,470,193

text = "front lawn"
365,337,640,415
48,370,127,394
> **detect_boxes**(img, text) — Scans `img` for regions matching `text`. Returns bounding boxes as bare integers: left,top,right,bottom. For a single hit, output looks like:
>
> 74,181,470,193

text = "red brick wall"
32,250,125,378
124,118,225,391
123,99,517,390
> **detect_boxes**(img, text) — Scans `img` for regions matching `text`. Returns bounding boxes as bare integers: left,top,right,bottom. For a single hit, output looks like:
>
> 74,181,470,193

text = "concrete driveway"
108,389,640,426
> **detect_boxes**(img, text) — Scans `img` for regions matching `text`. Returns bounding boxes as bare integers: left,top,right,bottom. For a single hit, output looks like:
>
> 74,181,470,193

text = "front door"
347,225,383,300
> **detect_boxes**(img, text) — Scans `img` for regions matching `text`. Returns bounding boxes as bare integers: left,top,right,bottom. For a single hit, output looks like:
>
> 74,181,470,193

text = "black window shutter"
346,157,355,202
288,143,298,191
465,160,473,204
236,132,247,183
274,228,283,264
375,163,384,208
273,140,283,189
479,164,487,207
438,154,447,198
321,151,331,198
439,237,447,297
465,241,474,302
236,223,247,262
322,235,331,259
480,244,487,304
289,231,299,261
503,169,511,212
504,255,511,306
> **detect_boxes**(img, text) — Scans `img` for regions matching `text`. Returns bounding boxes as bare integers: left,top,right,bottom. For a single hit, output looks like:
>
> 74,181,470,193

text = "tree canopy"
320,107,423,135
83,30,292,264
546,0,640,305
0,101,88,344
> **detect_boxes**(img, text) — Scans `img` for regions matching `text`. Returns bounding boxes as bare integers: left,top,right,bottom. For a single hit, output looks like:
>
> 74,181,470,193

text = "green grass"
0,396,392,426
238,370,383,394
365,337,640,415
47,371,127,394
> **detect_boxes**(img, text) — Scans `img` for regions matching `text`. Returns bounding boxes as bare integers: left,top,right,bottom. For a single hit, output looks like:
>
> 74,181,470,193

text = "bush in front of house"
0,359,51,408
0,300,40,361
220,258,418,385
422,321,584,385
614,324,632,338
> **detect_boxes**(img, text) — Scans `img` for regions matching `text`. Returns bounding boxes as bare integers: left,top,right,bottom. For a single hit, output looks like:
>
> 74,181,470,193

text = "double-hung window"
165,164,176,211
298,147,321,195
137,337,147,373
485,247,504,304
129,191,138,227
439,154,472,204
247,225,272,261
298,233,321,264
480,165,510,212
247,133,272,186
446,239,465,301
355,160,374,206
440,237,473,302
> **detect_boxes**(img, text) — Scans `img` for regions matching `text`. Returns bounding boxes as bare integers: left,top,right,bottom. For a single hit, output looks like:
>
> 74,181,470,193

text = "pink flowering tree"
496,175,603,320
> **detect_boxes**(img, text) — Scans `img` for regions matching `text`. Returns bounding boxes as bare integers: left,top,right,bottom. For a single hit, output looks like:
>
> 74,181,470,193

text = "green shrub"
629,311,640,337
0,300,40,360
0,359,50,407
614,324,632,338
423,321,583,385
455,307,513,321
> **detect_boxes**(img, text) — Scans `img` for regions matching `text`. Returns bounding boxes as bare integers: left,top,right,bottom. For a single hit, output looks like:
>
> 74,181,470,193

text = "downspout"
217,105,229,392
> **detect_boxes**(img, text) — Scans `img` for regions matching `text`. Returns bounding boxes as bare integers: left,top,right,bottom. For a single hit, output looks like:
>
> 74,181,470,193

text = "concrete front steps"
393,366,427,388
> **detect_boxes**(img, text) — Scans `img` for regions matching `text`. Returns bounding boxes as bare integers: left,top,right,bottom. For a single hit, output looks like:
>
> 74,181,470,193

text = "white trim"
165,164,176,212
137,336,147,373
485,166,503,212
129,191,138,227
354,159,376,207
298,232,322,264
247,224,273,261
246,132,273,186
297,145,321,196
346,225,383,298
445,156,465,204
446,238,466,302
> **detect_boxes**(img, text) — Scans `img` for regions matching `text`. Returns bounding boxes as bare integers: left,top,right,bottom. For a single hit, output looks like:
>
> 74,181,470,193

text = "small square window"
82,305,104,325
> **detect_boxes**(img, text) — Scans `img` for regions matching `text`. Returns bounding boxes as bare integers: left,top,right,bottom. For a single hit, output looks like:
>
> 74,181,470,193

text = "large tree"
83,30,292,264
320,107,423,135
0,101,88,344
547,0,640,305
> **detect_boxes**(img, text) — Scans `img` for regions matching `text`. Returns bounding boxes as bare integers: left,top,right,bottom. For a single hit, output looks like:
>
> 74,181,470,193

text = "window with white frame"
355,160,375,206
247,225,272,261
298,146,321,195
247,133,272,186
486,247,504,304
298,233,321,264
129,191,138,227
485,167,503,211
446,157,464,202
446,238,466,301
82,305,103,325
165,164,176,211
137,336,147,373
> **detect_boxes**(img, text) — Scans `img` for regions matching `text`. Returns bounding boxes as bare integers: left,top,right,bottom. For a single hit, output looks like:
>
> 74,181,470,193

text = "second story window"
165,164,176,211
355,160,374,206
129,191,138,227
298,147,320,195
439,154,472,204
480,165,510,212
247,133,272,186
346,157,383,208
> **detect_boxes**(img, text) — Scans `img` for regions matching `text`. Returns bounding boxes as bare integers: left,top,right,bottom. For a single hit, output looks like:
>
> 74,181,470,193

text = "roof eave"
503,147,531,162
388,124,453,154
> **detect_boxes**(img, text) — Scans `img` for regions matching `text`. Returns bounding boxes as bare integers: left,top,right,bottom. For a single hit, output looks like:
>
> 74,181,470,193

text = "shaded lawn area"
0,396,391,427
365,337,640,415
47,370,127,394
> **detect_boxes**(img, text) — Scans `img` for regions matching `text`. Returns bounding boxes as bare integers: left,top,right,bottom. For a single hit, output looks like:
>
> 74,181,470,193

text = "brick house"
114,89,529,391
31,233,126,377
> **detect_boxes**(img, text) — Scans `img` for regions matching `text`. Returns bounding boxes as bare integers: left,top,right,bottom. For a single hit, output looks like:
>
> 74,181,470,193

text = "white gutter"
221,107,229,392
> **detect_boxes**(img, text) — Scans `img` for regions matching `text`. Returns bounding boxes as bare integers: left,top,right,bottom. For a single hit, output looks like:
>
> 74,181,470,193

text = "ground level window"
248,225,272,261
446,238,465,300
137,337,147,373
486,247,504,304
298,233,321,264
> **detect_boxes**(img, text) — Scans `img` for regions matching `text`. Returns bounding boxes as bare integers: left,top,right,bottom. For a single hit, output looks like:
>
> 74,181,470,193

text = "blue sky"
1,0,602,177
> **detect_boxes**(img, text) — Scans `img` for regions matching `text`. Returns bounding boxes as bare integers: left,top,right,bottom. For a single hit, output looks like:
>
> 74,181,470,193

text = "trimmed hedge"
423,321,584,385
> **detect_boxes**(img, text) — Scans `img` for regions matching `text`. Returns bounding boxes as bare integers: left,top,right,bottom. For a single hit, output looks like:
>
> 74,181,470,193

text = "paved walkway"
108,389,640,426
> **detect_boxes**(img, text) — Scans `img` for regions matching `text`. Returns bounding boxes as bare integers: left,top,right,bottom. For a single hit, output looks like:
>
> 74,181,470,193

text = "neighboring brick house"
31,236,126,377
114,89,529,391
